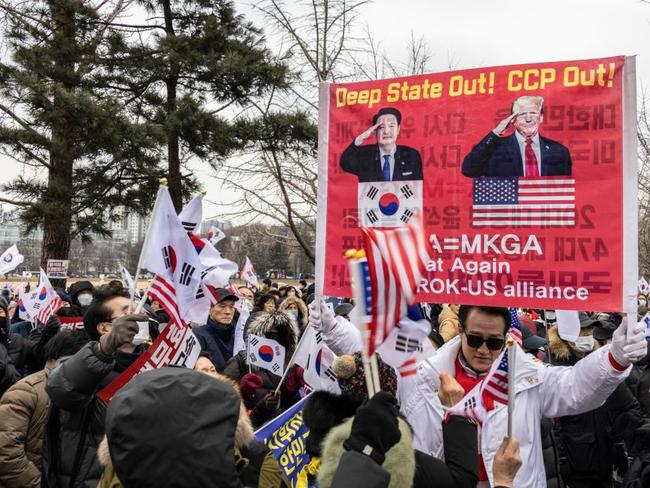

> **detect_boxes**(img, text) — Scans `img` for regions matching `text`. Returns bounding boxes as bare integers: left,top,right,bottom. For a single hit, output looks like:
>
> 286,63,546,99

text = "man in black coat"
340,107,423,182
462,95,572,178
42,284,147,488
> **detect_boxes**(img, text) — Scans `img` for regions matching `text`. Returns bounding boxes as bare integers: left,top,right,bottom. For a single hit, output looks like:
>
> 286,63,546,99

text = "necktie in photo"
382,154,391,181
525,138,539,177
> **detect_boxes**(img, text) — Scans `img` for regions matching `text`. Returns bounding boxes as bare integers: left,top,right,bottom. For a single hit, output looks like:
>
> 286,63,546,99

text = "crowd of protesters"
0,277,649,487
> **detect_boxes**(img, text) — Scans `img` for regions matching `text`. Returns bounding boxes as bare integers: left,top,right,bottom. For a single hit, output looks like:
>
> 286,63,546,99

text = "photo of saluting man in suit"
461,95,572,178
340,107,423,182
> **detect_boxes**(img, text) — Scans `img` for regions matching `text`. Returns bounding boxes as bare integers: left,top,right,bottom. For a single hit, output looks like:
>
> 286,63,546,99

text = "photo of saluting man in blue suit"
340,107,423,183
462,95,572,178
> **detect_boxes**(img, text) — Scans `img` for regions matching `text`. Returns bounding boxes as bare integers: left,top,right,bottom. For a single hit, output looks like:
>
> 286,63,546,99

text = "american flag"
508,308,523,345
359,215,431,356
447,347,510,424
472,177,575,227
37,293,62,324
149,275,184,326
36,270,62,324
481,348,510,404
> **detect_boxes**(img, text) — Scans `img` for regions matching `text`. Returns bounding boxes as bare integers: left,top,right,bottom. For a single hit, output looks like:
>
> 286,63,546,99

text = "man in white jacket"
402,305,647,488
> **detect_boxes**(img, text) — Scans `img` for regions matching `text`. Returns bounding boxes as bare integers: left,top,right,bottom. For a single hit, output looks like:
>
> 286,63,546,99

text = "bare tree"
216,0,441,264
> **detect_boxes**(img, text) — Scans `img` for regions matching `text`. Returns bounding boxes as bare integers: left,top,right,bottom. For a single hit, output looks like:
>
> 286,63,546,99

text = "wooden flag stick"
507,337,516,438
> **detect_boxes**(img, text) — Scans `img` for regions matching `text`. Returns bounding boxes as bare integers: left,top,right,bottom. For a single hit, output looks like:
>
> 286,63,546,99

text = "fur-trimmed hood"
547,325,578,363
278,296,309,327
244,311,300,357
317,416,416,488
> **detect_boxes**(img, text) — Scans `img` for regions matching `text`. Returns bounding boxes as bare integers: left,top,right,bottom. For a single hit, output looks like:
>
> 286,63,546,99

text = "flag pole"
506,337,516,437
129,178,168,310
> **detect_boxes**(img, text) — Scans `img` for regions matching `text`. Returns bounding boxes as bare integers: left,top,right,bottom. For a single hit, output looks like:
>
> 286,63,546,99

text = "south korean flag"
247,335,286,376
357,180,423,228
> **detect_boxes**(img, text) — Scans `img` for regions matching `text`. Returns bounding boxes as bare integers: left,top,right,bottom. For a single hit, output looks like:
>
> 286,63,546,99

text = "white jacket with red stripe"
401,336,629,488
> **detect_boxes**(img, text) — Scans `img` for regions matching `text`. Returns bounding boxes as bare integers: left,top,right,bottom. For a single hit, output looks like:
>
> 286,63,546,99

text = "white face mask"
77,294,92,307
573,335,594,353
287,310,298,320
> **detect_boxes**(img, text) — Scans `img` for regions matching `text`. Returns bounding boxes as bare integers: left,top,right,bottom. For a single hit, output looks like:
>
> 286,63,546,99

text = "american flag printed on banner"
359,214,431,356
472,177,575,227
508,308,523,346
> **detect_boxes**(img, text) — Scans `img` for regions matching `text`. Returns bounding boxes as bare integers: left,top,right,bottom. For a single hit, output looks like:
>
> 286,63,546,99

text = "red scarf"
454,356,493,481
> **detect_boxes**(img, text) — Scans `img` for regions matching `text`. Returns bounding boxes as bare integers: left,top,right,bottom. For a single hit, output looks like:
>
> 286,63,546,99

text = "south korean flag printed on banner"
357,180,422,227
248,334,286,377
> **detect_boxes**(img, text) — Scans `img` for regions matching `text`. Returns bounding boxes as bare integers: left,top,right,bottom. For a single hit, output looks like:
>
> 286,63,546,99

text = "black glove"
99,314,146,356
343,391,401,465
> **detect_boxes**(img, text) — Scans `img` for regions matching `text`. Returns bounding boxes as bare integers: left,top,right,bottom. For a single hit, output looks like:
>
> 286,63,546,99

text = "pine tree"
111,0,290,211
0,1,163,284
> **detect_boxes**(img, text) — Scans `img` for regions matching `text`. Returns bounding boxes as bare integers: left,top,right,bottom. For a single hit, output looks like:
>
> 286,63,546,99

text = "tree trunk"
40,0,76,288
162,0,182,212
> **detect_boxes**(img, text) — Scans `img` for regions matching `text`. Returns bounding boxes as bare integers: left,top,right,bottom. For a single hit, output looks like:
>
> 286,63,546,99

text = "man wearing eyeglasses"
402,305,647,488
193,288,239,372
461,95,572,178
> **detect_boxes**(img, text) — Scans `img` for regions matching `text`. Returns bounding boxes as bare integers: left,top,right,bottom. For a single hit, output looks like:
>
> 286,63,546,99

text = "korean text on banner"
316,56,637,312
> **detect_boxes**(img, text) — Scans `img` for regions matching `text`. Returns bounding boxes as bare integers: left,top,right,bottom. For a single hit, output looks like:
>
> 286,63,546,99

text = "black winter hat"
106,367,242,488
68,280,94,300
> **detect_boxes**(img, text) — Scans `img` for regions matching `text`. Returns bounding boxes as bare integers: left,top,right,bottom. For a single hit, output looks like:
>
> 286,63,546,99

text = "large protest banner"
316,56,637,312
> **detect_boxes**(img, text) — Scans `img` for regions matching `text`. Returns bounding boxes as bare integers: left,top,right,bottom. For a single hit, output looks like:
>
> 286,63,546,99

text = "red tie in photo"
525,138,539,177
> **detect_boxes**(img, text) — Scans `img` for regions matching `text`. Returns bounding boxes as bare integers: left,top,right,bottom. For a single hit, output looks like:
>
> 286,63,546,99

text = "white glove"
610,316,647,368
308,300,321,329
319,299,338,335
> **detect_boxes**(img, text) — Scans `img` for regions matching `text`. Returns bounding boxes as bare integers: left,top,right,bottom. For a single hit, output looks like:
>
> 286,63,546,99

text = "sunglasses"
465,334,505,351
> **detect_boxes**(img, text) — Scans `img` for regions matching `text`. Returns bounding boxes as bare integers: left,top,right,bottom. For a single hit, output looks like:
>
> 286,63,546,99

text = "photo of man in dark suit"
461,95,572,177
340,107,423,182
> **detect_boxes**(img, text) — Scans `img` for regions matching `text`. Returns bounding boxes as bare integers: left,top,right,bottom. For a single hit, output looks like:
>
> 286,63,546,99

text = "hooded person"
97,366,285,488
67,281,94,314
278,295,308,331
223,311,302,428
97,367,245,488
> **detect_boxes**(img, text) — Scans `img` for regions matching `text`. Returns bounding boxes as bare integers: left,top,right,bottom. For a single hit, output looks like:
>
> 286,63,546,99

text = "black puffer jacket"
626,350,650,417
42,342,145,488
549,326,645,484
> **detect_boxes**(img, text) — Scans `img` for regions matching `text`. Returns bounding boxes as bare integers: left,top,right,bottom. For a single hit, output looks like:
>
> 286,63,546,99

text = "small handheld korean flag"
294,326,341,394
0,245,24,275
248,334,285,376
357,180,423,227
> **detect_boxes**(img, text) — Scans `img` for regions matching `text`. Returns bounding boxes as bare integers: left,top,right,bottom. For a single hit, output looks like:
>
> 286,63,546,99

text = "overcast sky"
1,0,649,220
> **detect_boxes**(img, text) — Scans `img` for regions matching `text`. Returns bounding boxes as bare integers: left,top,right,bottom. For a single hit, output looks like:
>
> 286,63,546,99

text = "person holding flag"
42,284,149,488
223,311,303,428
402,305,648,488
